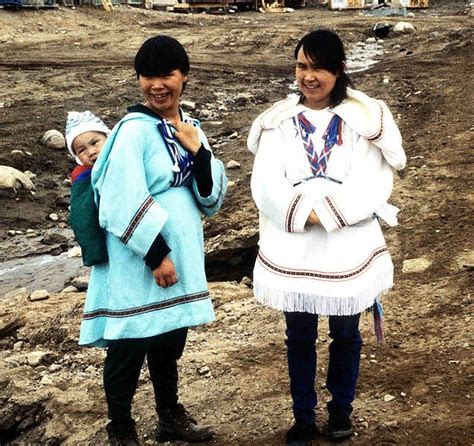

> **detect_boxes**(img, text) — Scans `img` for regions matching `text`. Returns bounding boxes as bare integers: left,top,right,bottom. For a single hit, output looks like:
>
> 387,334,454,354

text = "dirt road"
0,1,473,444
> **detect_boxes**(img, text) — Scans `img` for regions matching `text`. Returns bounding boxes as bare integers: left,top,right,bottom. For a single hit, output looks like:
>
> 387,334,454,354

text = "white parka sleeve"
313,136,394,233
251,128,316,233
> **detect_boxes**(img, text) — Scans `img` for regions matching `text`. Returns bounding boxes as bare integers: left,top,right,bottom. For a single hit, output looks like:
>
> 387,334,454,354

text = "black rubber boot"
156,403,213,443
106,420,140,446
327,413,353,441
286,421,319,446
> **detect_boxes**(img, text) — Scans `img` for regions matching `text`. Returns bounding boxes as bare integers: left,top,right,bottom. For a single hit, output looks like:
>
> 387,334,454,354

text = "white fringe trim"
253,277,392,316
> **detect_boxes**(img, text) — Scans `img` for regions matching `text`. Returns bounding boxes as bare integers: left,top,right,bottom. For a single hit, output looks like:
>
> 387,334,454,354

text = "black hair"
294,29,353,107
134,35,190,78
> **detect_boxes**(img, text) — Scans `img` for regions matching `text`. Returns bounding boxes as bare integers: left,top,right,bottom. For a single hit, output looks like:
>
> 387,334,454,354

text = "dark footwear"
327,413,353,441
106,421,140,445
156,403,213,443
286,421,318,446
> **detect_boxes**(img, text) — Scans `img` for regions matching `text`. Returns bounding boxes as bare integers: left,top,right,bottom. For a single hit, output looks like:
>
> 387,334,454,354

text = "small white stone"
49,213,59,222
227,160,241,169
40,375,53,385
384,394,396,402
61,285,78,294
228,131,239,140
400,392,407,397
27,351,48,366
48,364,62,373
67,246,82,258
13,341,24,350
29,289,50,301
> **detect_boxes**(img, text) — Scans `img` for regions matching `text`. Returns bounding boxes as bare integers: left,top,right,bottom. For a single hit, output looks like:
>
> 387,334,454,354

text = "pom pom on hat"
65,111,110,165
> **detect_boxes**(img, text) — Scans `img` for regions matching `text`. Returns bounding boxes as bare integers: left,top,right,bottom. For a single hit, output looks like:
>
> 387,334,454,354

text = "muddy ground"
0,1,473,445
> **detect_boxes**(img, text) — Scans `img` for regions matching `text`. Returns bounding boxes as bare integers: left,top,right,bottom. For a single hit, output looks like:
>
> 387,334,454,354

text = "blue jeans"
284,311,362,423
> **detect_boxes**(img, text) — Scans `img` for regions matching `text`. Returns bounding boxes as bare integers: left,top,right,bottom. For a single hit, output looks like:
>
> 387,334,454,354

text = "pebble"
13,341,24,350
49,213,59,222
61,285,78,293
227,160,241,169
71,275,90,291
228,131,239,140
198,365,210,376
40,129,66,150
180,100,196,111
29,289,50,302
402,257,432,273
67,246,82,258
40,375,53,385
27,351,48,366
360,353,367,359
384,394,396,402
400,392,407,397
48,364,62,373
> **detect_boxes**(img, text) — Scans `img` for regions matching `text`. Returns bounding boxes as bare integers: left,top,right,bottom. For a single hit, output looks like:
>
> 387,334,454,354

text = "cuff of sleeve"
120,198,169,258
144,233,171,270
314,196,346,233
287,193,315,233
194,144,211,164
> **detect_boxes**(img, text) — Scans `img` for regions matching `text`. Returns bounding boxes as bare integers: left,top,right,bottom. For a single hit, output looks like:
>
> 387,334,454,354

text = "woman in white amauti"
248,29,406,445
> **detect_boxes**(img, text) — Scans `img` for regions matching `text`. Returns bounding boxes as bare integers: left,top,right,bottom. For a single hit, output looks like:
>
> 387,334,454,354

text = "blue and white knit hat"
65,111,110,164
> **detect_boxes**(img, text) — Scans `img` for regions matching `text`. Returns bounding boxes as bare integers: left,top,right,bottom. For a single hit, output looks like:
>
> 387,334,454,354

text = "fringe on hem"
253,278,392,316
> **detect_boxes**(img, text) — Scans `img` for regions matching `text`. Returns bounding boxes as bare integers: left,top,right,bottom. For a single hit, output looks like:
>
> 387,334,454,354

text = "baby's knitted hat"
65,111,110,164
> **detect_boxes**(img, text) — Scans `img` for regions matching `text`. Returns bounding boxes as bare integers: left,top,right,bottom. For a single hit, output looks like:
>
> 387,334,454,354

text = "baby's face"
72,131,107,166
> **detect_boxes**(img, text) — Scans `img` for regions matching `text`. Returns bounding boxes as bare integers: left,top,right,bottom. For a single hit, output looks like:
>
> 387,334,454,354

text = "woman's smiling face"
138,69,188,119
295,47,339,110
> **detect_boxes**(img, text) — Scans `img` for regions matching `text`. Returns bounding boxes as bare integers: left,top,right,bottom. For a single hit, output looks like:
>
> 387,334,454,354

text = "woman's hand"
305,210,321,227
174,122,201,156
152,256,178,288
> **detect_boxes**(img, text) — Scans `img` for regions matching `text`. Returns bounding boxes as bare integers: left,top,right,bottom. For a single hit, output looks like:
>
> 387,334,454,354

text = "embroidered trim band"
367,103,384,142
120,196,155,245
83,291,210,320
323,195,348,228
286,194,303,232
257,247,388,281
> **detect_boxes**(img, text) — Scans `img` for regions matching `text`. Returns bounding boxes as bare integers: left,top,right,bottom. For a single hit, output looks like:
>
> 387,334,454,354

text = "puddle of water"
346,40,385,73
0,253,87,297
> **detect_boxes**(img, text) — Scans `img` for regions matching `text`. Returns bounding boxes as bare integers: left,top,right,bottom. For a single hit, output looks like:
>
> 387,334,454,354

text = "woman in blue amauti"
79,36,227,445
248,29,406,445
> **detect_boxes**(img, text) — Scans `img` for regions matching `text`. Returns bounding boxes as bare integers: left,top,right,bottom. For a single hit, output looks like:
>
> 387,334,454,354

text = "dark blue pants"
103,328,188,426
284,312,362,423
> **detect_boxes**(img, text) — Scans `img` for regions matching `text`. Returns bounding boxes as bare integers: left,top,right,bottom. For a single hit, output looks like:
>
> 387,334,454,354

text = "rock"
13,341,24,350
240,276,253,288
198,365,210,376
27,351,48,366
402,257,432,273
61,285,78,293
384,394,396,402
393,21,416,33
0,165,35,192
41,230,69,245
67,246,82,258
40,129,66,149
71,275,90,291
29,289,50,302
180,100,196,111
360,421,369,429
49,213,59,222
227,160,241,170
228,131,239,140
40,375,53,385
48,364,62,373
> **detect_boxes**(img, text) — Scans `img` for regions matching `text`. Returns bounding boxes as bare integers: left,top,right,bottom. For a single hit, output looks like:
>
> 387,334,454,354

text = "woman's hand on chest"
173,122,202,156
